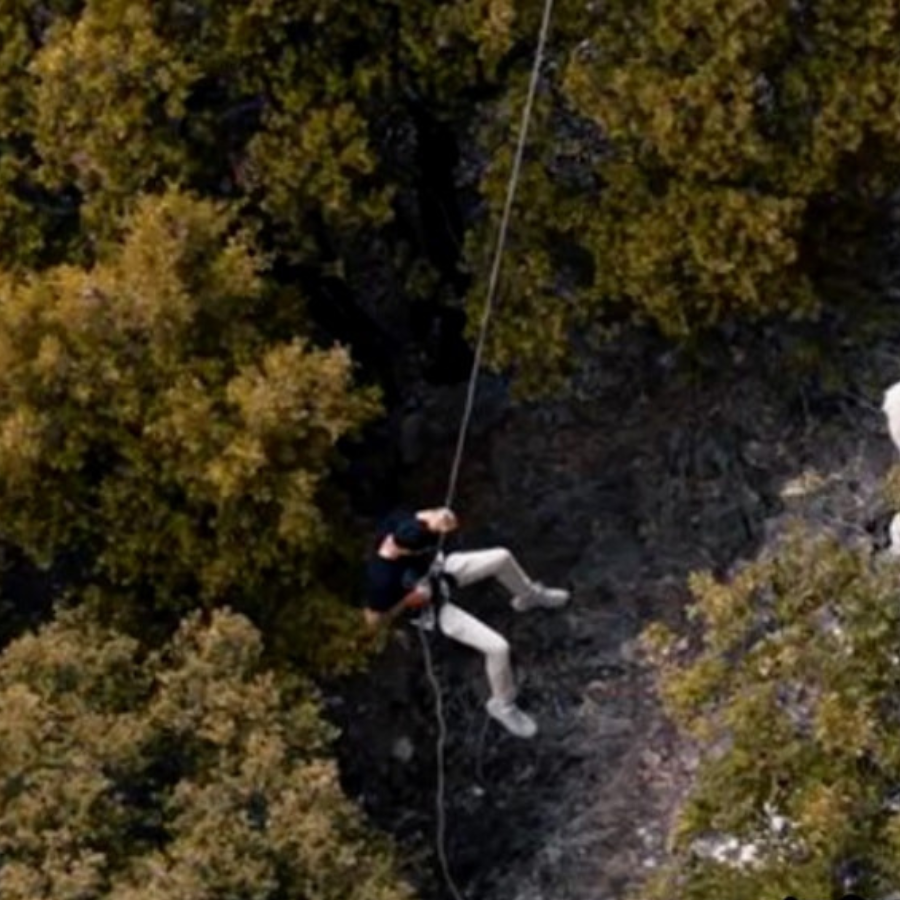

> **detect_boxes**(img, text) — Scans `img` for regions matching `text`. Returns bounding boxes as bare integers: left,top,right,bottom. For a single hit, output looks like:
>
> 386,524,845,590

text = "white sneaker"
486,698,538,738
511,582,570,612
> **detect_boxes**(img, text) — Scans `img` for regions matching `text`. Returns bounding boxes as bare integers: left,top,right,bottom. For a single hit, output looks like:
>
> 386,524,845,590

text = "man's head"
393,518,437,554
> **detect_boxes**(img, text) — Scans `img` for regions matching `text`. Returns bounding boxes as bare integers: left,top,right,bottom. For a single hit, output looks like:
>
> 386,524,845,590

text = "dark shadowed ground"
329,332,897,900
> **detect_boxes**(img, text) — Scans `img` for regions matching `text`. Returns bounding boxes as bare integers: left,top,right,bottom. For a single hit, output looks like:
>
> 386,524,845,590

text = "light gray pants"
437,548,534,703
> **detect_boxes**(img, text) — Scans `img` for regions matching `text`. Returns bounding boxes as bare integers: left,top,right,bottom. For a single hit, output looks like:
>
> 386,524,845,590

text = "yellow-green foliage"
0,189,380,669
6,0,900,393
0,0,83,268
0,0,522,268
32,2,196,237
28,0,392,255
640,528,900,900
470,0,900,390
0,605,415,900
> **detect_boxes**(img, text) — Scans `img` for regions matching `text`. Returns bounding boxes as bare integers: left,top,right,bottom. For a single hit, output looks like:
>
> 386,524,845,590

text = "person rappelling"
363,506,570,738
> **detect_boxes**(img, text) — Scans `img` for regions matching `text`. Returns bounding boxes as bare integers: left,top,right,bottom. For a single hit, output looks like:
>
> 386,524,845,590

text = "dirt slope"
330,337,895,900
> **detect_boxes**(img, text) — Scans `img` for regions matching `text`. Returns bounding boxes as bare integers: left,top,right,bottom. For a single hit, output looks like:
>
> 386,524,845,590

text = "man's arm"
415,507,458,533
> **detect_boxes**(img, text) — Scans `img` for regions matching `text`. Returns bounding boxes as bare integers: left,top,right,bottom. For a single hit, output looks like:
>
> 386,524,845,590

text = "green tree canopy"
0,189,378,668
6,0,900,394
0,0,523,271
0,605,414,900
0,0,84,268
468,0,900,391
641,527,900,900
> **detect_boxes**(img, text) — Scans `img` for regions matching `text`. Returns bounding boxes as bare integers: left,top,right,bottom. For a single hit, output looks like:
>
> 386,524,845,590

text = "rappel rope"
439,0,555,521
418,0,557,897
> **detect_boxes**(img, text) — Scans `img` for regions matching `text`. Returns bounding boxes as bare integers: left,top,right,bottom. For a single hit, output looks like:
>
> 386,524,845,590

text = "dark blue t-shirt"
365,511,438,613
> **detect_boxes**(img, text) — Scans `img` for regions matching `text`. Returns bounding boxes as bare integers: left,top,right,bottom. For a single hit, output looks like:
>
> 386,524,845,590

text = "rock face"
329,333,896,900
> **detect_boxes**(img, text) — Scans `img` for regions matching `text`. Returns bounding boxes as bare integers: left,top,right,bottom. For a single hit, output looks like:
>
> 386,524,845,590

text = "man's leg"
437,601,537,738
437,600,516,700
443,548,532,594
443,548,570,611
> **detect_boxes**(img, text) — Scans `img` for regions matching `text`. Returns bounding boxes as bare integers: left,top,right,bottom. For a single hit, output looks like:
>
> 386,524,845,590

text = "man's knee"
486,634,511,662
487,547,514,571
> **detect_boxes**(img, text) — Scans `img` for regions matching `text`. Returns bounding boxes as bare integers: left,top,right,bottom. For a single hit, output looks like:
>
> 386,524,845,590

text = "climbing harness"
410,567,451,632
416,0,557,896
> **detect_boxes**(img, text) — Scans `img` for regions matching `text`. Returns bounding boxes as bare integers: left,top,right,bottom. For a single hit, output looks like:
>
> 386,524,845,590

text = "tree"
0,605,415,900
0,0,83,270
21,0,522,264
29,0,395,259
0,189,379,669
0,0,534,321
640,526,900,900
9,0,900,397
467,0,900,391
